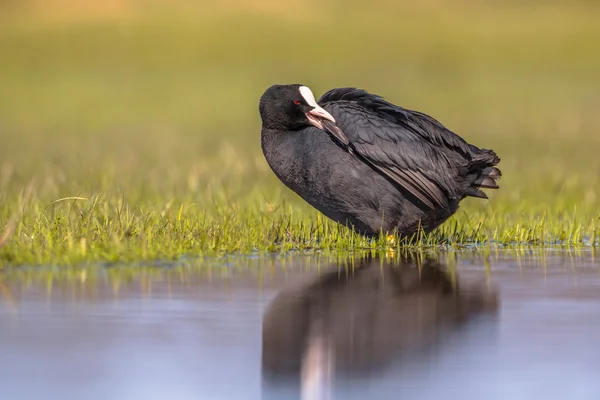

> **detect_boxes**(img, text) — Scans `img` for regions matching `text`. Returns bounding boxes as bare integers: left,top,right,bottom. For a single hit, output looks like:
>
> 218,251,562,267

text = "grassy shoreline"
1,182,597,267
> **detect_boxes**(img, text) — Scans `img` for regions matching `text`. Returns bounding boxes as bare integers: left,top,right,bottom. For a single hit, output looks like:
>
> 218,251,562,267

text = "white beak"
306,105,336,130
299,85,336,130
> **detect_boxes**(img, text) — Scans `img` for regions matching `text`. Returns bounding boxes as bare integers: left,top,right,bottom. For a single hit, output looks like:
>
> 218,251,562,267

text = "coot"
259,84,501,238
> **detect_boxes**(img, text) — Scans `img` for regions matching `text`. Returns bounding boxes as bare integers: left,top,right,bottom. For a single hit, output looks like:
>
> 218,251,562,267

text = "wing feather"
316,88,478,210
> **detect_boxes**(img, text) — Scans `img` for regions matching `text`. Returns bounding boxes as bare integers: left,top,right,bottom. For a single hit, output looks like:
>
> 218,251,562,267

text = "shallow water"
1,249,599,400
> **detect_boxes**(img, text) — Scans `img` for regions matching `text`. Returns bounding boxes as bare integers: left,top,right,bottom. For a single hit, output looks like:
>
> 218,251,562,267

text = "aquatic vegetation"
1,2,599,267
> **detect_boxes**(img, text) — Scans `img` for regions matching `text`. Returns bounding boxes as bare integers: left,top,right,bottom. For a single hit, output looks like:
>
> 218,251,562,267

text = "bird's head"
259,84,336,131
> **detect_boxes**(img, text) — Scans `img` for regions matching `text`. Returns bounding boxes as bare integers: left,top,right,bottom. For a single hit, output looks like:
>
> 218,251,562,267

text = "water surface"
1,249,599,400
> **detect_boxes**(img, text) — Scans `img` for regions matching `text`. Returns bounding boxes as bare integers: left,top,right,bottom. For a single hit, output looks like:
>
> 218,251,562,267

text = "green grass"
1,2,600,267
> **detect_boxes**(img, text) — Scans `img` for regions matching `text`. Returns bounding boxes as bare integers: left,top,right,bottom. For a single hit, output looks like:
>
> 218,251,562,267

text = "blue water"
1,250,599,400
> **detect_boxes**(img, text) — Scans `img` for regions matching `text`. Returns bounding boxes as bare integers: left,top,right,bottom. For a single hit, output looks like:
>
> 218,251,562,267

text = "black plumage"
259,84,501,238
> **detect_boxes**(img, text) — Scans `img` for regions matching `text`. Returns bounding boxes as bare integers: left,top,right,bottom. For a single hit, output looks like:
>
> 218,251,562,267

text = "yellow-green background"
1,1,599,266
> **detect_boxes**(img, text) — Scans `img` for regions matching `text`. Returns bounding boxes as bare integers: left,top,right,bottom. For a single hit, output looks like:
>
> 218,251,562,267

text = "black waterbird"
259,84,501,238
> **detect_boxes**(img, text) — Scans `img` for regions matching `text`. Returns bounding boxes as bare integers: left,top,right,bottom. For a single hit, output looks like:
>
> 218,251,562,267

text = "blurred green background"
1,1,599,265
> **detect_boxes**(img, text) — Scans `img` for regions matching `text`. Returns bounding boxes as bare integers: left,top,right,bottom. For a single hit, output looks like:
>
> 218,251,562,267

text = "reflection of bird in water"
261,255,498,399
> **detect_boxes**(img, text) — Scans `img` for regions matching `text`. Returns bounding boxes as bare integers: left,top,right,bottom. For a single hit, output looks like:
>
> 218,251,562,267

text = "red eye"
293,100,301,105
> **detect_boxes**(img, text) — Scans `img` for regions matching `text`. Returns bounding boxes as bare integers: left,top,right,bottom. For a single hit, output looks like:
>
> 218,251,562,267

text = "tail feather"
466,187,489,199
465,151,501,199
486,166,502,178
474,175,499,189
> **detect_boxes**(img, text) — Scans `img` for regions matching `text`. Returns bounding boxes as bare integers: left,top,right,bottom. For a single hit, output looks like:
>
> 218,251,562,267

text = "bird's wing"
319,87,475,157
318,89,473,210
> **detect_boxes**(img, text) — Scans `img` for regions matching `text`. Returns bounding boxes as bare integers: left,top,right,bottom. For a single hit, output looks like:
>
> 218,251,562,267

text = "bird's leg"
386,234,397,247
